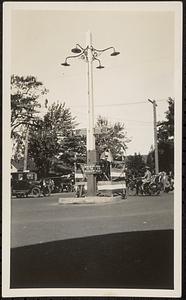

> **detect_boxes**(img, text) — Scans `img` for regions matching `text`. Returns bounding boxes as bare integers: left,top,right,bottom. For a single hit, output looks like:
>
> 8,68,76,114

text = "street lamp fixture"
111,51,120,56
61,61,70,66
62,43,120,69
94,57,105,69
71,44,84,53
96,65,105,69
61,32,120,196
71,47,82,54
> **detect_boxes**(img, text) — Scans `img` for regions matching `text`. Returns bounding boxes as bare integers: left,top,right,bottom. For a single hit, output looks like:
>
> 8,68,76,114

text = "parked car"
11,171,51,198
47,174,75,193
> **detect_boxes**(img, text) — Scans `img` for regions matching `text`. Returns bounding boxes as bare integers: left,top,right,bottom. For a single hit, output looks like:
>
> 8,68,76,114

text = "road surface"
11,192,173,248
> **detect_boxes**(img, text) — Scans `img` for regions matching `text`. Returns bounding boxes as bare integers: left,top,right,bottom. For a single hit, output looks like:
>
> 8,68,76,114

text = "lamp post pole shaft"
87,31,95,151
86,31,97,196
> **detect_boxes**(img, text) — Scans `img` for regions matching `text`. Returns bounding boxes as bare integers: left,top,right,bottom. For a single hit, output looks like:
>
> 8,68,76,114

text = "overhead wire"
95,98,168,107
36,97,169,127
54,98,168,108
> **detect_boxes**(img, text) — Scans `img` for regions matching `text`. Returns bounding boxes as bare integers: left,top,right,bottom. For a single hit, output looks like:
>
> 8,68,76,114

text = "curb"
58,196,121,205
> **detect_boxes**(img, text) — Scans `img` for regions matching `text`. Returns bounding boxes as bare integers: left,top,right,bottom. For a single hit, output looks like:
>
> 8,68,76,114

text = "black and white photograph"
2,1,182,298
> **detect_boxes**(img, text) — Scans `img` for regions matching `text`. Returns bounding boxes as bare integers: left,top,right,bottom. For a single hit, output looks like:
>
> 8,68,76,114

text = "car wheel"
31,186,41,198
43,186,51,197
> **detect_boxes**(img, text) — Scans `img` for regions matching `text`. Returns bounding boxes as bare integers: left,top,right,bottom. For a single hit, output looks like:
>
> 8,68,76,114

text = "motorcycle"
137,175,163,196
127,177,142,196
164,178,174,193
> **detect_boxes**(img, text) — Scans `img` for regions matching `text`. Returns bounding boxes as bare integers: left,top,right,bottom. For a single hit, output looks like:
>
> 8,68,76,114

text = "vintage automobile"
11,171,51,198
47,174,75,193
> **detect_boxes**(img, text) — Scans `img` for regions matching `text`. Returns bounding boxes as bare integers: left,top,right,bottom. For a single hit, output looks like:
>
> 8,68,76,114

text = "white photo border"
2,1,182,298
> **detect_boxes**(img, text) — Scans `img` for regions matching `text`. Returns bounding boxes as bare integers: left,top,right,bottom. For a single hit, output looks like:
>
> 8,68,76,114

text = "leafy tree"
157,97,174,172
95,116,131,160
49,134,86,175
43,102,76,134
58,135,86,169
11,75,48,160
28,102,78,177
28,120,59,177
157,97,174,142
11,75,48,135
126,152,146,177
146,145,155,171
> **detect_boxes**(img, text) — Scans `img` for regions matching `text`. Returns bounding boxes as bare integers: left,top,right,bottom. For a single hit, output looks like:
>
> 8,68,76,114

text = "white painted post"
86,31,97,196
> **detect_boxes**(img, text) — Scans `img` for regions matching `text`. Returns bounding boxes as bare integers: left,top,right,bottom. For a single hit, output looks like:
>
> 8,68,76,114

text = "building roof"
11,158,36,172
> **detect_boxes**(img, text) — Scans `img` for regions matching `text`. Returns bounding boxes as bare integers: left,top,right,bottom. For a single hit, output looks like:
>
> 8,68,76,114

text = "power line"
96,101,147,107
70,98,168,108
122,119,152,124
95,99,168,107
37,98,168,110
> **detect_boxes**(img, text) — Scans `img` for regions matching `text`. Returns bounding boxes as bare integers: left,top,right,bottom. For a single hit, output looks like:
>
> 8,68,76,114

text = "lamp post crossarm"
62,44,119,66
92,46,115,54
92,56,104,68
63,46,89,63
93,57,101,64
148,98,158,107
65,52,85,61
76,43,85,51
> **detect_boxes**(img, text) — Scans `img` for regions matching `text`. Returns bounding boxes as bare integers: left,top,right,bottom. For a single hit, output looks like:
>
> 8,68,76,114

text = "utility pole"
148,99,159,174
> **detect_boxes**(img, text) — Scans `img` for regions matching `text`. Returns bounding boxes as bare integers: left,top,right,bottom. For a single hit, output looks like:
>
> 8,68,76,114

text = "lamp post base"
87,174,97,196
87,149,97,196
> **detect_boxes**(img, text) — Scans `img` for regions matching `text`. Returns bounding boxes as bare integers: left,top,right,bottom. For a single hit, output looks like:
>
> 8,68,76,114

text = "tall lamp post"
61,31,120,196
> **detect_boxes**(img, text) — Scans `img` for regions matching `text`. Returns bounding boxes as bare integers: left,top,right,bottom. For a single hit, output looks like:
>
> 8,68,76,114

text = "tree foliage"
157,97,174,172
146,145,155,171
126,152,146,176
157,97,174,142
43,102,76,134
95,116,131,160
58,135,86,168
11,75,48,135
11,75,48,160
28,102,78,177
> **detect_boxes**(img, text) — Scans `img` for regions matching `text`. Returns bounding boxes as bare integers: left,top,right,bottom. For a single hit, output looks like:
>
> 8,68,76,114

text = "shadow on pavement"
11,229,173,289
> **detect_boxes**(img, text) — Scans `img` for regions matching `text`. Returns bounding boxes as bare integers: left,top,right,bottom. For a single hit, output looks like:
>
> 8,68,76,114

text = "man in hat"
141,166,152,193
100,148,113,180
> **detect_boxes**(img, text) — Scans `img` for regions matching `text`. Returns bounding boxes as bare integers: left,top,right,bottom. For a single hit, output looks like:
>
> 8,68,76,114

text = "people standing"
141,166,152,193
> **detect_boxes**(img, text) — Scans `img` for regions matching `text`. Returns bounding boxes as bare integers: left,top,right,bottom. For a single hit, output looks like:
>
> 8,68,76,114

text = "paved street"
11,192,173,248
10,192,174,289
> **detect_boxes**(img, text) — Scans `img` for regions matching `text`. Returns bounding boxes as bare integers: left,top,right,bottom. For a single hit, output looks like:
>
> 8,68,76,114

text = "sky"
10,5,175,155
